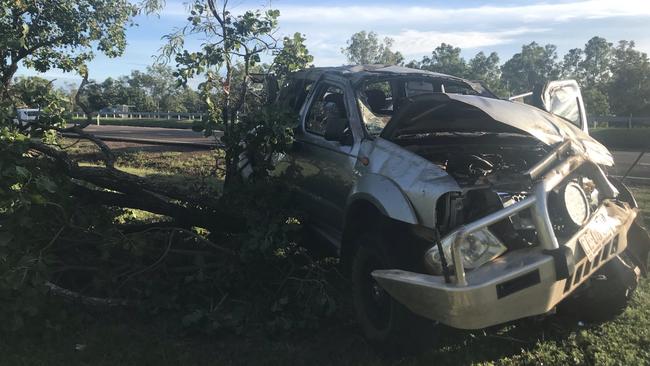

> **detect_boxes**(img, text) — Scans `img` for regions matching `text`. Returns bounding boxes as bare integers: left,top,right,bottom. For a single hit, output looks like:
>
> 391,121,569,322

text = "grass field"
2,144,648,366
591,128,650,150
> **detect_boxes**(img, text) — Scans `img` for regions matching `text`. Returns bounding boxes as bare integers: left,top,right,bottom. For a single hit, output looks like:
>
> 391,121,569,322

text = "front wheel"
350,230,438,353
559,253,640,322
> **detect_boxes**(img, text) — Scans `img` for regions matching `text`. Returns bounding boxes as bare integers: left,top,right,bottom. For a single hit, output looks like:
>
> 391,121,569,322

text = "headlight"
425,228,507,275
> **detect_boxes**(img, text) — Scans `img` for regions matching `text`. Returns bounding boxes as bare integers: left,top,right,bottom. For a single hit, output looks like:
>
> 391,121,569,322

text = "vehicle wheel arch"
340,199,386,274
339,197,423,275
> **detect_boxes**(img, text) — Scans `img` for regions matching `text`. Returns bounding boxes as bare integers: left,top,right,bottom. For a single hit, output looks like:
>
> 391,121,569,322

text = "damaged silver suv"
260,65,650,346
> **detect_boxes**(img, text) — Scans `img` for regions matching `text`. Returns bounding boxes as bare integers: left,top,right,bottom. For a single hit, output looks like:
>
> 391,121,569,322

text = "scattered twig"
39,225,65,257
117,229,175,290
130,226,235,256
484,334,529,344
45,281,132,307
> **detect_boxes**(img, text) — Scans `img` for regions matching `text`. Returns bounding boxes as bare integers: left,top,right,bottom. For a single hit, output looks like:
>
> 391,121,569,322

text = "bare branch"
45,281,132,307
131,227,236,256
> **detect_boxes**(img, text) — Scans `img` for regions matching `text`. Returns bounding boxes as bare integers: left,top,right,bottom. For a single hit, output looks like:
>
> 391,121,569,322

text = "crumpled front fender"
347,173,418,225
609,177,650,275
627,221,650,276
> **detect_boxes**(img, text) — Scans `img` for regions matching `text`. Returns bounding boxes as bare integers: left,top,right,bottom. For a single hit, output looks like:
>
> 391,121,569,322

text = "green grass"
591,128,650,151
66,139,224,200
1,278,649,365
4,141,647,365
631,185,650,222
72,117,196,129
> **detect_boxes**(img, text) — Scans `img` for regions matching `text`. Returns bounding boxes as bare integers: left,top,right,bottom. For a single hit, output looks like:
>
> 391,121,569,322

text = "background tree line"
13,30,650,118
12,64,206,113
343,31,650,117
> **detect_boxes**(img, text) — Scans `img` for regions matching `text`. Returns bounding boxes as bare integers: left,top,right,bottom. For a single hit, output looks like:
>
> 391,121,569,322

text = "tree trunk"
29,141,245,234
1,62,18,95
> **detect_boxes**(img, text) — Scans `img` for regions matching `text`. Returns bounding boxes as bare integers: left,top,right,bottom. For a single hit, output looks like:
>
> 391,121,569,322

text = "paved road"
80,125,221,147
608,150,650,181
80,125,650,180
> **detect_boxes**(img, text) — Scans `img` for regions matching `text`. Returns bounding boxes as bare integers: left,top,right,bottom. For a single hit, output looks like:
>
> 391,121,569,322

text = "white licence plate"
578,211,621,262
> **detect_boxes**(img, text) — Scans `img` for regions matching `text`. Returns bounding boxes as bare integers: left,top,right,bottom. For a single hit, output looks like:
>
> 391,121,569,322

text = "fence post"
96,114,100,126
628,114,632,129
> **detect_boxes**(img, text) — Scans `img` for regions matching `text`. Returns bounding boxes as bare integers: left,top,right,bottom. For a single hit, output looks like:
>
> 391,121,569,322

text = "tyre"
559,252,640,322
350,229,438,353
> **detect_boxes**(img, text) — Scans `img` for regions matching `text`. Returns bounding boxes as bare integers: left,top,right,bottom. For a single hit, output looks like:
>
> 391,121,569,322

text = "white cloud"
389,28,550,56
277,0,650,25
155,0,650,67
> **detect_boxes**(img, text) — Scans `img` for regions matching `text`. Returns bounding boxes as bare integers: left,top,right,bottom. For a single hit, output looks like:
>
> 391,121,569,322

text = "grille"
563,238,618,294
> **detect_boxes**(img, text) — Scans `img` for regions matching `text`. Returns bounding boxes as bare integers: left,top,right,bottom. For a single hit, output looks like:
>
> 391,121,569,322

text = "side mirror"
324,117,352,145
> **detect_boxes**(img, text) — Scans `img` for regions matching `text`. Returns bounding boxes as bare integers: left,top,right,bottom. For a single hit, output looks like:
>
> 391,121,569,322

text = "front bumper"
373,200,637,329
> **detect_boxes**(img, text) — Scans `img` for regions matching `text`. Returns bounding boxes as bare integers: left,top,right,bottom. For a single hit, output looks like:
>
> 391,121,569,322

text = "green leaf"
34,175,57,193
29,194,47,205
15,166,30,180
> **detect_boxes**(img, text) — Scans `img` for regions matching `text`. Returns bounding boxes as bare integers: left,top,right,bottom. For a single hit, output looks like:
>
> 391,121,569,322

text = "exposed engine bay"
399,135,608,264
397,133,550,186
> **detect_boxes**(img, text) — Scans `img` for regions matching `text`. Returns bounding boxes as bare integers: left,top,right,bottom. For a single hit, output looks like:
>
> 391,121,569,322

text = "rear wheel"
350,229,438,353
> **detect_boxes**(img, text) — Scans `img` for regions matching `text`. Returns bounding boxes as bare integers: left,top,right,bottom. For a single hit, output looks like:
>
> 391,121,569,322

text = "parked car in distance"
14,108,40,126
246,65,650,349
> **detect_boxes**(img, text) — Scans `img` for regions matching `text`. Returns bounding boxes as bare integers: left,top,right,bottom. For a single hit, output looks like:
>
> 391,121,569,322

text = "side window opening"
305,84,348,136
405,80,436,97
358,80,394,135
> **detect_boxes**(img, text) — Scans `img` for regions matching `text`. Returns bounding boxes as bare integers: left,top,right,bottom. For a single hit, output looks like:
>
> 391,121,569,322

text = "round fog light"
562,182,590,227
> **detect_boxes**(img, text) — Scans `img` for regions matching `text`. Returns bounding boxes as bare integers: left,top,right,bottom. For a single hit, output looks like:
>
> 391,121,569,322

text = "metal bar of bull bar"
449,144,617,286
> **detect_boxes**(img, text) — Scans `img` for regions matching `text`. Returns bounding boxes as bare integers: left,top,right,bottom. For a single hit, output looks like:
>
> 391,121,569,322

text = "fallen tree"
0,0,338,335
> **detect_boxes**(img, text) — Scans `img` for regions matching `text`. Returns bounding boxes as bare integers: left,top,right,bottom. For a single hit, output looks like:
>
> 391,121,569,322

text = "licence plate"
578,211,620,262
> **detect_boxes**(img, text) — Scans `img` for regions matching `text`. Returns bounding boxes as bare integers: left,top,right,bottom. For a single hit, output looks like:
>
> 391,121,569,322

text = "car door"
289,79,360,232
536,80,589,133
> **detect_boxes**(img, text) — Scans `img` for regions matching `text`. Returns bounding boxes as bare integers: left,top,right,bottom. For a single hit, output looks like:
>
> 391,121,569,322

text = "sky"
17,0,650,87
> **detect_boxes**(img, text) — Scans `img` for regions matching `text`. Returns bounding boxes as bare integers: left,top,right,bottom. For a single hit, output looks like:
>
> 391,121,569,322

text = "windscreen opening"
357,76,488,135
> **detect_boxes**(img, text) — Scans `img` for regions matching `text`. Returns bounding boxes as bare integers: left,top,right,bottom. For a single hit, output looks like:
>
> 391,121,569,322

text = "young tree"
162,0,313,188
272,33,314,82
341,31,404,65
501,42,560,95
